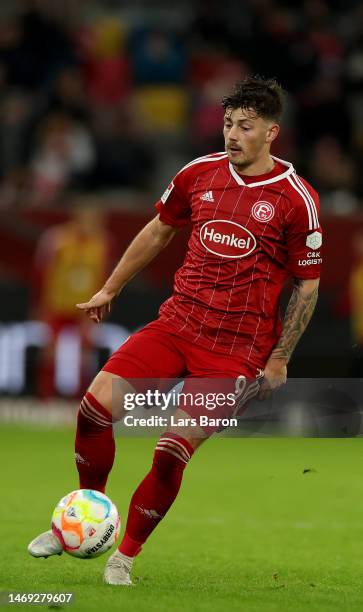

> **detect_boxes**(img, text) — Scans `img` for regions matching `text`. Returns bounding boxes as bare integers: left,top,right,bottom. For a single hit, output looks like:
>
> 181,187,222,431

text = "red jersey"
155,152,322,368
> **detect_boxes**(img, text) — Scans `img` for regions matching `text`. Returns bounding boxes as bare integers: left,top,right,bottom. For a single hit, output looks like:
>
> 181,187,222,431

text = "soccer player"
28,76,322,584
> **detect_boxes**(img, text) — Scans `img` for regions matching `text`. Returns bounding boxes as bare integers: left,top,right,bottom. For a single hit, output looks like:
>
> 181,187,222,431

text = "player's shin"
118,432,194,557
74,391,115,493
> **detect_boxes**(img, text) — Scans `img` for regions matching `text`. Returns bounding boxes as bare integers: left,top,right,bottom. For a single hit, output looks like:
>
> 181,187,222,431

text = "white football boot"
28,530,63,558
103,550,134,585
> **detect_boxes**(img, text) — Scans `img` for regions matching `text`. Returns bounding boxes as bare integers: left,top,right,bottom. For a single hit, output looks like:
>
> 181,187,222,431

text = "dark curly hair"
222,76,284,122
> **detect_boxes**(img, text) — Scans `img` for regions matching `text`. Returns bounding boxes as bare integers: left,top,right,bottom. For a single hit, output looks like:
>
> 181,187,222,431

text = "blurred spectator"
248,4,310,92
298,76,351,148
190,0,232,50
28,112,95,206
31,201,115,398
90,105,155,188
309,136,357,192
48,67,89,120
0,91,32,177
79,18,132,106
130,29,186,85
308,135,359,215
0,8,75,92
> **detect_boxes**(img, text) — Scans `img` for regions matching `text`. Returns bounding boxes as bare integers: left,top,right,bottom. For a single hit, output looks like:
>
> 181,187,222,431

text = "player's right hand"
258,356,287,400
76,288,116,323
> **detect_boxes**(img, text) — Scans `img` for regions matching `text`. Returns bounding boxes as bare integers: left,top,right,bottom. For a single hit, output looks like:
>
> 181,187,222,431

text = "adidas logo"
74,452,90,466
135,505,163,520
200,191,214,202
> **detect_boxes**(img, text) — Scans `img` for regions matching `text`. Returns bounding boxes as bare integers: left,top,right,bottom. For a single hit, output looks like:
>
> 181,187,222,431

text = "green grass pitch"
1,425,363,611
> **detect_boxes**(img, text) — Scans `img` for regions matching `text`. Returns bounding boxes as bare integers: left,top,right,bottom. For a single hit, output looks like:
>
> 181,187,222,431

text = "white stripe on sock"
80,401,110,427
156,441,190,463
83,397,110,426
157,440,190,463
155,446,188,464
159,437,191,460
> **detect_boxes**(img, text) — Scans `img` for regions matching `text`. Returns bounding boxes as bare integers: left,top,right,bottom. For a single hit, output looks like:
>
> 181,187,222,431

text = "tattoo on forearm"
270,280,319,362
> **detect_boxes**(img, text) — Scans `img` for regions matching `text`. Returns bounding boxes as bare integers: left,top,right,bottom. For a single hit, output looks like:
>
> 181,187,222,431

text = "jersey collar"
228,155,295,187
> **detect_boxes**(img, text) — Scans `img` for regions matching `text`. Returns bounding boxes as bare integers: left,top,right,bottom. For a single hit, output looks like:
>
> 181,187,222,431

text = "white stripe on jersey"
287,174,319,230
293,174,319,229
178,152,228,175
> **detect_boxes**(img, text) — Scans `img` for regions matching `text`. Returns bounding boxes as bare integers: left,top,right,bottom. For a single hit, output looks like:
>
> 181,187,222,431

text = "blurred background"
0,0,361,400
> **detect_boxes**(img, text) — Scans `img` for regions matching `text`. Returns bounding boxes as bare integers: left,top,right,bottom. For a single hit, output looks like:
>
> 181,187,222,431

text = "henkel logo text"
200,220,257,258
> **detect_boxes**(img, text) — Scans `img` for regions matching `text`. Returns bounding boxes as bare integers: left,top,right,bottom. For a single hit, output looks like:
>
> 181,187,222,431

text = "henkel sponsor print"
200,220,257,259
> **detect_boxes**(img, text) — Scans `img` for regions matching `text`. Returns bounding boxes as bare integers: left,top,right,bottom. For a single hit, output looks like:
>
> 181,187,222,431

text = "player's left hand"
76,288,115,323
258,357,287,400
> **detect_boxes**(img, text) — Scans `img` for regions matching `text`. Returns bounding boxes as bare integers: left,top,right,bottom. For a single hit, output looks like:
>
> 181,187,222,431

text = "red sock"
119,432,194,557
74,392,115,493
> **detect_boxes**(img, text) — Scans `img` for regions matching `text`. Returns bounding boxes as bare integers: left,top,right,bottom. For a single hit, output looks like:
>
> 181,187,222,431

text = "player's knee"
87,371,114,413
77,392,113,435
87,371,134,420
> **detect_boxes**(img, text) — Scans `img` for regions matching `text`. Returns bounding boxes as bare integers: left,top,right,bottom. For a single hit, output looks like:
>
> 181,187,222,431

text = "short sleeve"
155,169,191,228
286,179,322,279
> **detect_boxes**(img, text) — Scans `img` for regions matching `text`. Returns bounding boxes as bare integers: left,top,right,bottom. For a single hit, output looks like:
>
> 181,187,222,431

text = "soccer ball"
51,489,120,558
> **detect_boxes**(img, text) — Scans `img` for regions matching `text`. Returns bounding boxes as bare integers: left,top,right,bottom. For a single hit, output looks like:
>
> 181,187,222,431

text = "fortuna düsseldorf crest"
252,201,275,222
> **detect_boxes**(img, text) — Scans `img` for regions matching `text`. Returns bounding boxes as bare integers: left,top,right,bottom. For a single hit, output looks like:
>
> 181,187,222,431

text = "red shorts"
102,319,262,434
